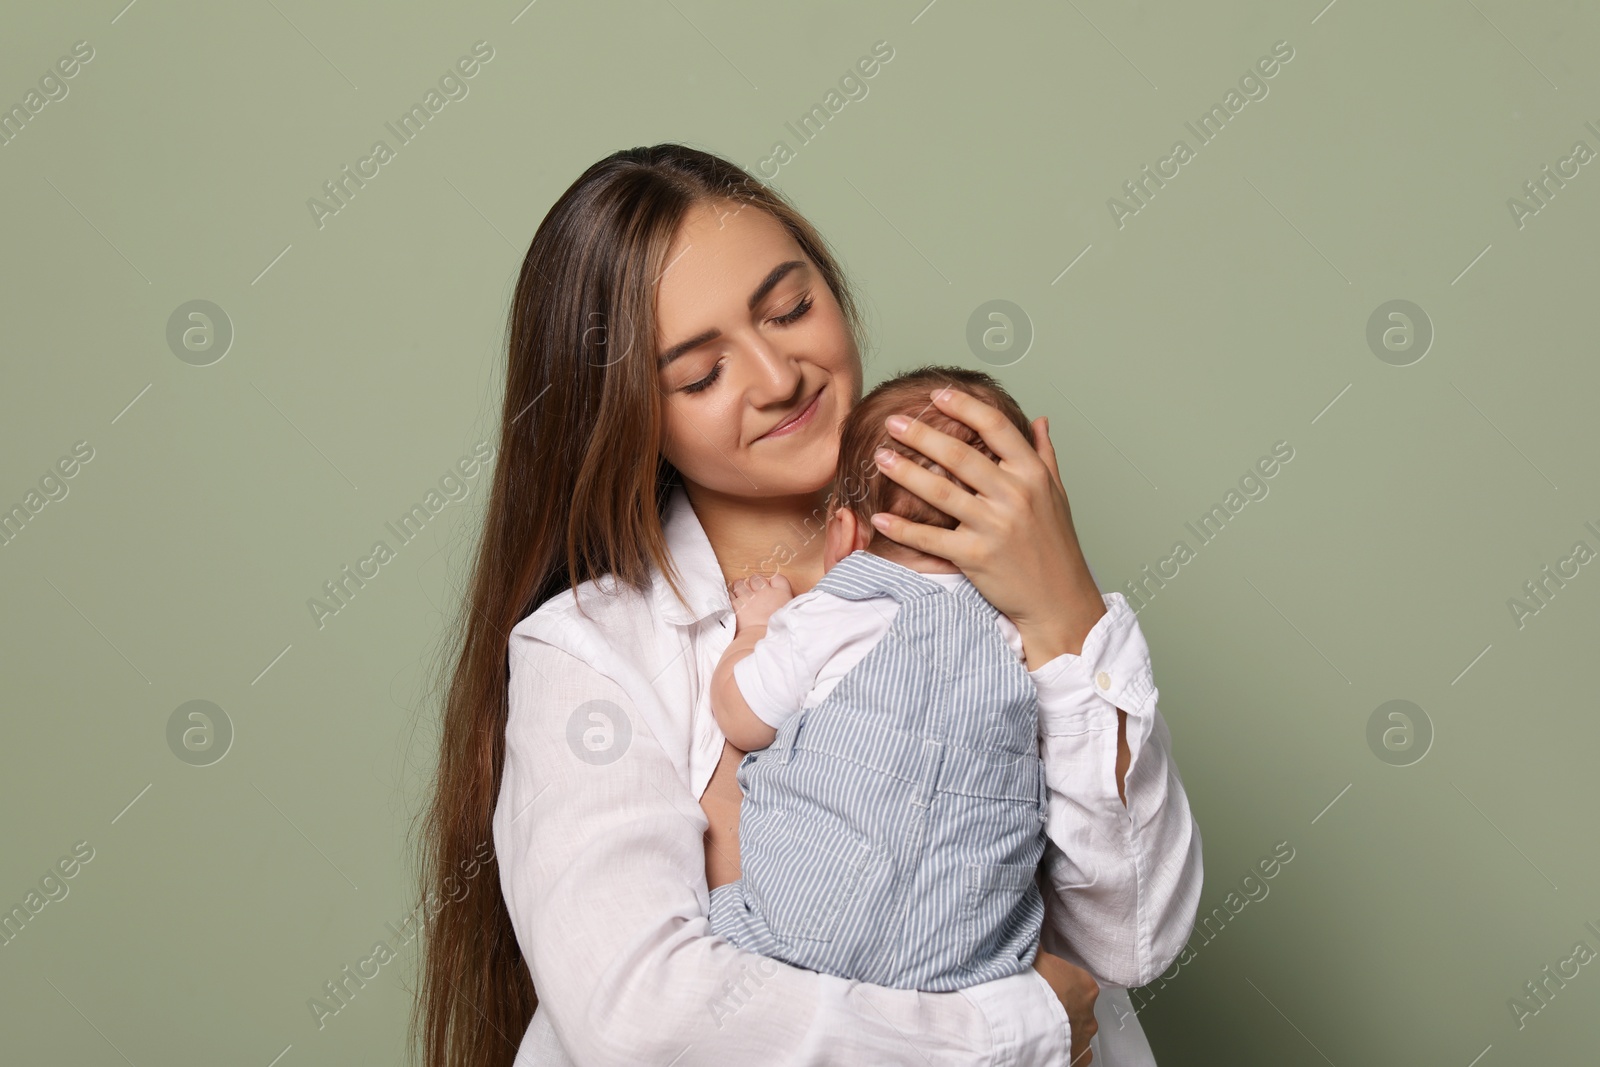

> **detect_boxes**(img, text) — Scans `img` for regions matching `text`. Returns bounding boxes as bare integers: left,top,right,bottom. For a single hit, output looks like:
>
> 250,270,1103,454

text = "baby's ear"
824,507,868,569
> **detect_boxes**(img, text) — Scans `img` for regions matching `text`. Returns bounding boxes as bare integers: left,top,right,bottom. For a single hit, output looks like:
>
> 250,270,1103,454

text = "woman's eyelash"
683,361,723,394
773,294,813,325
680,296,812,395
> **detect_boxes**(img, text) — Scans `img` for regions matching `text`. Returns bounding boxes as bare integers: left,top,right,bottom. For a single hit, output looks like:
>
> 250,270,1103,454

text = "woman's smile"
755,384,826,443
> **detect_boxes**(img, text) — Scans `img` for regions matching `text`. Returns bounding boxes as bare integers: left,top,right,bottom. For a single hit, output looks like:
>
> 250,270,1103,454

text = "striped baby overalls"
708,549,1049,991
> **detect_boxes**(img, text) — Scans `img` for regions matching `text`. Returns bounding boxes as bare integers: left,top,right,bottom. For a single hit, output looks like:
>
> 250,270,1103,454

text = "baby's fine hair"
832,365,1034,536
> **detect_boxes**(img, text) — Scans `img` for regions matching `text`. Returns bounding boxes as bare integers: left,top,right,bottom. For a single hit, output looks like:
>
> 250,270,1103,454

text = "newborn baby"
707,365,1050,992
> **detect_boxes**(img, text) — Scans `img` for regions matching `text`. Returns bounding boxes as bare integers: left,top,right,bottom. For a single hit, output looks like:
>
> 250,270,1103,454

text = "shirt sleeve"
1025,592,1204,990
730,594,816,730
495,632,1075,1067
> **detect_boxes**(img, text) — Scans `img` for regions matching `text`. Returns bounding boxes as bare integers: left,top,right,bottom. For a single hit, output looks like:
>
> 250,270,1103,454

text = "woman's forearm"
701,739,745,889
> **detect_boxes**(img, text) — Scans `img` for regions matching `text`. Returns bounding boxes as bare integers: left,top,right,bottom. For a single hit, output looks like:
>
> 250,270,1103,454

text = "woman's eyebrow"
747,259,806,310
657,259,808,366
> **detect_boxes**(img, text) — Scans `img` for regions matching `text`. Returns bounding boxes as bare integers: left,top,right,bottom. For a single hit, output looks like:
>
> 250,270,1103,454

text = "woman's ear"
824,507,871,569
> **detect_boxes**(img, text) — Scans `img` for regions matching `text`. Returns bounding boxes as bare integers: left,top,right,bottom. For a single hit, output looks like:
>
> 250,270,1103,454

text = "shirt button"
1095,671,1112,690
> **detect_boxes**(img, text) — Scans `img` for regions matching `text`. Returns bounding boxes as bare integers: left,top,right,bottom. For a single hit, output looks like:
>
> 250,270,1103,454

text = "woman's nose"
742,335,804,405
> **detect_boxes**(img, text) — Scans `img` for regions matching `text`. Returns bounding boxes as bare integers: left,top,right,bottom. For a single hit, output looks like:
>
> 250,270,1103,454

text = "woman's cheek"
661,401,740,483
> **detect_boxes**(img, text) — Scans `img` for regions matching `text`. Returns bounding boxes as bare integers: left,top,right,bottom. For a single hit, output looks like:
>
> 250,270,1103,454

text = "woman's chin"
760,475,835,501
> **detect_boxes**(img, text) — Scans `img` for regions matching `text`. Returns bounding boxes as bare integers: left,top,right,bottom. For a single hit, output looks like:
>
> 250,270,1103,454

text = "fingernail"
931,387,952,402
874,447,897,467
886,414,910,433
870,513,891,531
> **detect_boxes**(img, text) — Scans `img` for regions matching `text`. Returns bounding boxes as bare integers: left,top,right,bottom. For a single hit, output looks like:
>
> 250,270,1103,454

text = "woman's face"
655,198,862,501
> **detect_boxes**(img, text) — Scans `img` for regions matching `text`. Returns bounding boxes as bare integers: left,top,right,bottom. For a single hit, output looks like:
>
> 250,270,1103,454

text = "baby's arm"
710,573,793,751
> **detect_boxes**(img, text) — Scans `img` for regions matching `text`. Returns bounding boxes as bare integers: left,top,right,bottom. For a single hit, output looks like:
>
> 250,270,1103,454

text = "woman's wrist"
1017,577,1107,666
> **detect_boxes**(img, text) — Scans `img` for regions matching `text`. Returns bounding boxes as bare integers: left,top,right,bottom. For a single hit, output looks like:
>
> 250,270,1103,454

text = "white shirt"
733,568,1028,728
493,483,1203,1066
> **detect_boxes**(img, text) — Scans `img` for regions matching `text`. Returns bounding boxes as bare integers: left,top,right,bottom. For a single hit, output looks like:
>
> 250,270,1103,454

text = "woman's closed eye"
678,294,815,395
771,293,813,326
682,360,724,394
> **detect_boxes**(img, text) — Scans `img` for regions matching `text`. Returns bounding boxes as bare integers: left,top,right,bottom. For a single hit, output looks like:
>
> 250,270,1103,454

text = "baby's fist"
730,573,794,631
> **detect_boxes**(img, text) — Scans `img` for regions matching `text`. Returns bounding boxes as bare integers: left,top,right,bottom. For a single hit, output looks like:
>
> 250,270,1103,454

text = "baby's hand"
729,573,793,632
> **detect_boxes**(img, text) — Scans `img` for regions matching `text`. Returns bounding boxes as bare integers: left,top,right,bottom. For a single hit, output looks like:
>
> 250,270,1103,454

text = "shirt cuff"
1029,592,1157,735
960,968,1071,1066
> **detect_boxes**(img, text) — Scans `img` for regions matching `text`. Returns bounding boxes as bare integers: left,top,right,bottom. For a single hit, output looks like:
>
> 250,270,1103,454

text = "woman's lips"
757,386,824,441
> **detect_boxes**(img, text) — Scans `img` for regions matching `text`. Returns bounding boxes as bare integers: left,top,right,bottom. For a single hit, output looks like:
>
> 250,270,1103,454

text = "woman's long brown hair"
410,144,864,1067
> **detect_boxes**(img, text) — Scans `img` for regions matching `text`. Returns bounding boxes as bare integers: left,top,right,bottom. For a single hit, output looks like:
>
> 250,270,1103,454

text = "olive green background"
2,1,1596,1064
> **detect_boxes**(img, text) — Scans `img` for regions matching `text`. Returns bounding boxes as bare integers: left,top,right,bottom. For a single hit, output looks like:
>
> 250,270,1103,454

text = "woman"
413,144,1202,1067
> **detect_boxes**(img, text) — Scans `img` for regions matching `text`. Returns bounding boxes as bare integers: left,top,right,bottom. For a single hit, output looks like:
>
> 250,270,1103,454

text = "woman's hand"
699,739,746,890
1032,950,1100,1066
869,387,1106,666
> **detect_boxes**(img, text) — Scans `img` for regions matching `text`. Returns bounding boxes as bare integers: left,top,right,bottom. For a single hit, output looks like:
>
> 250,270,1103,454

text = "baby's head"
825,365,1034,571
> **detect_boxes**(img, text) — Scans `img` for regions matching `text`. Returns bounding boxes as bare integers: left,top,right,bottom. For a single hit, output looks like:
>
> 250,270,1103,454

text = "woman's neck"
682,480,831,596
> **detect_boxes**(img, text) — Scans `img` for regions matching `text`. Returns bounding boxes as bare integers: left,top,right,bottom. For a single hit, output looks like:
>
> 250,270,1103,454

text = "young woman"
413,144,1203,1067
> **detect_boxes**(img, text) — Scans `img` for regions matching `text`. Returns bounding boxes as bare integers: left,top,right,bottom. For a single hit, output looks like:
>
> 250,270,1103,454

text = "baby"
707,365,1050,992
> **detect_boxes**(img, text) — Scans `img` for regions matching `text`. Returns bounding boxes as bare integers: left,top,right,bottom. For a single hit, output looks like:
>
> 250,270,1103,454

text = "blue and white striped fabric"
709,549,1049,992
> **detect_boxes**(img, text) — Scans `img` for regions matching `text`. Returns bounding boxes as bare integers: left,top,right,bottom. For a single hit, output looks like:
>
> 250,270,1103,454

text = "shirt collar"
653,482,733,628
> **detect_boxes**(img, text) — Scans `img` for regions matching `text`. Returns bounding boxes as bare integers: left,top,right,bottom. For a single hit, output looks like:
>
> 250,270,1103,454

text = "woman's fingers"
928,385,1041,468
872,447,982,526
867,507,963,560
1032,415,1063,483
882,407,1008,500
